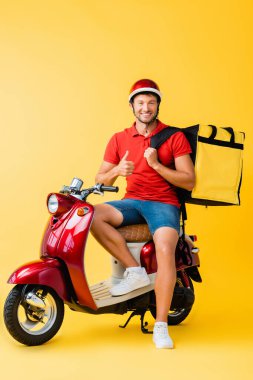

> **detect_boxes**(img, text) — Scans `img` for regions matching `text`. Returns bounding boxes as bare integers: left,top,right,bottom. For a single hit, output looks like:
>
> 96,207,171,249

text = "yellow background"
0,1,252,379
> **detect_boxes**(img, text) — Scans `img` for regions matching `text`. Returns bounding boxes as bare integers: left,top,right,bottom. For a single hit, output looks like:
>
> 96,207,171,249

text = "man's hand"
144,147,159,169
117,151,135,176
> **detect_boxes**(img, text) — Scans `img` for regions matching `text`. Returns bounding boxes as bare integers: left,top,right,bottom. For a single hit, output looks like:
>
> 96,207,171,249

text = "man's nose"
142,103,149,111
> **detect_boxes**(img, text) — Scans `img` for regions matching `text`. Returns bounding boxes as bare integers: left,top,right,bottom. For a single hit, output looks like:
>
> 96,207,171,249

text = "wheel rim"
168,309,187,317
18,291,58,335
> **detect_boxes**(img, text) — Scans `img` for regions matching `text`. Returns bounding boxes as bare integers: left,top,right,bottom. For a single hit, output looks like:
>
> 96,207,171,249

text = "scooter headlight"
48,194,59,214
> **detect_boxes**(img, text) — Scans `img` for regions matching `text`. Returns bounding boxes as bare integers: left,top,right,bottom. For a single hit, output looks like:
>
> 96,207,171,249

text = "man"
91,79,195,349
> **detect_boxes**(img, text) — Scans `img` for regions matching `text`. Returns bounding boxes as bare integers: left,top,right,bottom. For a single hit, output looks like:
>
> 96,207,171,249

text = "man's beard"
132,106,159,126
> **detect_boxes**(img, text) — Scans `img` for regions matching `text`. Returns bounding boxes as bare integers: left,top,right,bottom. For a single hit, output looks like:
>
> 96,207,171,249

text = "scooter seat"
117,224,152,242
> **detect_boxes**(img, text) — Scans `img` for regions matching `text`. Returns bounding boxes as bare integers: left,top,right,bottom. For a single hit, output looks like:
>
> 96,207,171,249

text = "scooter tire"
4,284,64,346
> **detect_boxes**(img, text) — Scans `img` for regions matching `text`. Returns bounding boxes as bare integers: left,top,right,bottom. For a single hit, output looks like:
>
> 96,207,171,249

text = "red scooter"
4,178,202,346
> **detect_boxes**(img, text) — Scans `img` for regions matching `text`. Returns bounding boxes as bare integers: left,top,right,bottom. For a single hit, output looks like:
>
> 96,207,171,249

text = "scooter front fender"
7,258,70,301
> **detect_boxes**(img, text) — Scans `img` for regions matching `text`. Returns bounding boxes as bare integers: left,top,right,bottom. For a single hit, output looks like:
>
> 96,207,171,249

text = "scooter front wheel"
4,284,64,346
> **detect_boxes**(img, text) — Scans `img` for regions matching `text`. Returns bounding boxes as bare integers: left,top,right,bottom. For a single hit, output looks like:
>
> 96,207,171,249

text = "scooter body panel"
140,239,200,274
41,197,97,310
7,258,70,301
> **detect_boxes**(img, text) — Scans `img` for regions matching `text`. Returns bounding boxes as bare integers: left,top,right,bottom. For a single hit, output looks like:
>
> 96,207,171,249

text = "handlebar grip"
101,185,119,193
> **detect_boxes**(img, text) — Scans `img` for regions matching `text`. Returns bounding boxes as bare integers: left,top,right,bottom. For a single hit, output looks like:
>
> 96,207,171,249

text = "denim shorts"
105,198,180,235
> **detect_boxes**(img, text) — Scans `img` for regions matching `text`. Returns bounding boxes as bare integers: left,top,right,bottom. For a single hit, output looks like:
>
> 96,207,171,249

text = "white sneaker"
110,267,150,296
153,322,174,349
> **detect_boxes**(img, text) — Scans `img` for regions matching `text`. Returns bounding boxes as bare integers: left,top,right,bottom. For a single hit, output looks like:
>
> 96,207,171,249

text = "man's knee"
91,204,109,227
154,228,178,252
92,204,107,220
155,243,175,258
92,204,123,227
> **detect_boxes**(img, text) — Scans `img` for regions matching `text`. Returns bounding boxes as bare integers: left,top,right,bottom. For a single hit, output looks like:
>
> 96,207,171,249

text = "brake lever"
93,189,104,196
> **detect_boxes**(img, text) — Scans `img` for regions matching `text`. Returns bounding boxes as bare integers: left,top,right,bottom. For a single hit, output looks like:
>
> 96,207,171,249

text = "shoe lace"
155,325,169,339
123,269,138,283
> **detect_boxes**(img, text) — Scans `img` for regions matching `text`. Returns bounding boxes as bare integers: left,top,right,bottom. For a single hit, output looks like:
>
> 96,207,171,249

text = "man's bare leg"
91,204,139,268
152,226,178,349
153,226,178,321
91,204,150,296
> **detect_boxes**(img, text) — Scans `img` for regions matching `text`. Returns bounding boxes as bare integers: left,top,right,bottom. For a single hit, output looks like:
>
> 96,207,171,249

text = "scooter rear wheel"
4,284,64,346
149,274,194,325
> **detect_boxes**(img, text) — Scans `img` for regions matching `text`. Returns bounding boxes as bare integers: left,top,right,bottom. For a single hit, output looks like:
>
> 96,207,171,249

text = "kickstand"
119,309,153,334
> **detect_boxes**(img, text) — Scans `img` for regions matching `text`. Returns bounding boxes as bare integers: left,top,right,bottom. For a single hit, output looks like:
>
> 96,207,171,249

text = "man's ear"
129,102,134,113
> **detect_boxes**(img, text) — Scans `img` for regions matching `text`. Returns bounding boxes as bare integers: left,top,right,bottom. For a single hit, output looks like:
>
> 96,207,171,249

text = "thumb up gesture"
117,151,135,177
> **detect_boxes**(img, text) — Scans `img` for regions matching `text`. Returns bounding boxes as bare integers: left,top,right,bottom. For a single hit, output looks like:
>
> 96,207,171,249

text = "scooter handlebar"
100,185,119,193
79,183,119,199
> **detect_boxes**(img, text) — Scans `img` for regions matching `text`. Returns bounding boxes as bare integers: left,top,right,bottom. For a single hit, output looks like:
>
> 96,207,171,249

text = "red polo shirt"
103,120,192,207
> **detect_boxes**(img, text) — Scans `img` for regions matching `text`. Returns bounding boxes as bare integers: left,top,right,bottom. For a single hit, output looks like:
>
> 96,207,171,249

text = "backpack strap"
150,126,180,149
180,201,187,239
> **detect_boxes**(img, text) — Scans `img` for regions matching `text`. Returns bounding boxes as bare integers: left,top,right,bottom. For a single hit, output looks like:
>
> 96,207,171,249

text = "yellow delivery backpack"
151,124,245,207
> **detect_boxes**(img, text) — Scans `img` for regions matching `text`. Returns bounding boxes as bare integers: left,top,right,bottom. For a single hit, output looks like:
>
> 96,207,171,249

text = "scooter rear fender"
7,258,71,302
